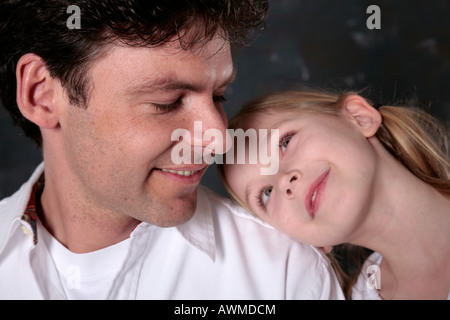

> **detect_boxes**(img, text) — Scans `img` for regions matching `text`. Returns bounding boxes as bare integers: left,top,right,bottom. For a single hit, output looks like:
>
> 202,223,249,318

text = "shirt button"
21,225,33,237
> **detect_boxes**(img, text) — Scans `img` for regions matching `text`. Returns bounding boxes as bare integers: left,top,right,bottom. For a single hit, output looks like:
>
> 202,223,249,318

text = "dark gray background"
1,0,449,199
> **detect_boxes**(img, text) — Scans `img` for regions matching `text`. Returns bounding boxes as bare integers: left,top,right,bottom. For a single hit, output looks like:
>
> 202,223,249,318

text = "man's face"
57,36,234,227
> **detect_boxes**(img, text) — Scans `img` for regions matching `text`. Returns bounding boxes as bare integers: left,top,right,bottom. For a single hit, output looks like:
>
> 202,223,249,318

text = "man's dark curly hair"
0,0,268,146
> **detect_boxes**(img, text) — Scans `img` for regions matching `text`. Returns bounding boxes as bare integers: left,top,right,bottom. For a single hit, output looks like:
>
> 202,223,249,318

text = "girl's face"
224,104,381,247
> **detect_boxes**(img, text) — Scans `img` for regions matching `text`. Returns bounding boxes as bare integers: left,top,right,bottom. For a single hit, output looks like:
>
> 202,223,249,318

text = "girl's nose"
278,170,301,199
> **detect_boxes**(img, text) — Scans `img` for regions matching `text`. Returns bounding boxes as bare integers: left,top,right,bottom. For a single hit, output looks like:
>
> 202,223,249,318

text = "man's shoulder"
198,185,274,229
197,185,339,296
0,163,44,211
0,176,31,224
197,185,327,258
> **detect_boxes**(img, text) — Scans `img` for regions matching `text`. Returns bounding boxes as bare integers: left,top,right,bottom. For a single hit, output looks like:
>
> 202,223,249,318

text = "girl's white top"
352,252,450,300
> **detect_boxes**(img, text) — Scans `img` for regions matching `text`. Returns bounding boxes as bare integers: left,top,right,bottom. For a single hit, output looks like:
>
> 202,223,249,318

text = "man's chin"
150,193,198,227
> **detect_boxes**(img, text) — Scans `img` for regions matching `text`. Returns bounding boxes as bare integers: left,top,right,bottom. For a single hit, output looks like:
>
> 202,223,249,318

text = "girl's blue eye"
281,135,292,153
262,186,273,206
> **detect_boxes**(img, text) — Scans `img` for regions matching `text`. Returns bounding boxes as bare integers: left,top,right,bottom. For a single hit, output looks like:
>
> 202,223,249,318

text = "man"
0,0,344,299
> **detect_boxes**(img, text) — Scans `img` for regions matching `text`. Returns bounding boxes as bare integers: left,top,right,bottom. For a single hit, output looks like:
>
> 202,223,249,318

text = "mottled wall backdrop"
1,0,449,198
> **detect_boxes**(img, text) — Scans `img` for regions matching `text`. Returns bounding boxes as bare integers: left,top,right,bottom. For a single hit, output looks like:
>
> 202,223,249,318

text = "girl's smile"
305,169,330,218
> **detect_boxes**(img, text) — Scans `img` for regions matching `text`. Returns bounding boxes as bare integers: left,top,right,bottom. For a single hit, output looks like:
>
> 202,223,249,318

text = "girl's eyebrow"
245,182,253,206
244,180,260,212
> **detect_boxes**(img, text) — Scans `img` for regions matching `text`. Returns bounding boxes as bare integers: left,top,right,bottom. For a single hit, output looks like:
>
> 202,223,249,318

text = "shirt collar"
21,175,44,245
120,185,217,261
0,163,45,252
176,185,216,261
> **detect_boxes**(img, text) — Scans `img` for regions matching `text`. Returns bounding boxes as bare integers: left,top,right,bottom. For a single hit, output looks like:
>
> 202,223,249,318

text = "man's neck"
38,176,140,253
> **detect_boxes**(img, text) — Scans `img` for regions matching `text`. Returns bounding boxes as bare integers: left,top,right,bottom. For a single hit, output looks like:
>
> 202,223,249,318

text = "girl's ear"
342,94,382,138
16,53,60,129
318,246,332,254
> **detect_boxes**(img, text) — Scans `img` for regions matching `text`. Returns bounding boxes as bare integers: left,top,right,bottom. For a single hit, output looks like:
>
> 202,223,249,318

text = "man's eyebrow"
218,67,237,89
124,66,237,95
124,77,196,95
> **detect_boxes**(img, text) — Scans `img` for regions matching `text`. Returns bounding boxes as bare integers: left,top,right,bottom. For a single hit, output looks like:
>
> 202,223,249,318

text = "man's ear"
16,53,60,129
342,94,382,138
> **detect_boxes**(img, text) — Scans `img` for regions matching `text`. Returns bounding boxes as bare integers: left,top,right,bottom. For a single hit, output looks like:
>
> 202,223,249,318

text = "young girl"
219,89,450,299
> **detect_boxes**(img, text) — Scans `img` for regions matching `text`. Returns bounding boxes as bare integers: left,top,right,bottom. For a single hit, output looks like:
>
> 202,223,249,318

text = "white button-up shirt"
0,163,344,299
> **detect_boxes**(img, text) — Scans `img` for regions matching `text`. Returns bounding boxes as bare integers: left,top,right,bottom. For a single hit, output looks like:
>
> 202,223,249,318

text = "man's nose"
189,97,229,155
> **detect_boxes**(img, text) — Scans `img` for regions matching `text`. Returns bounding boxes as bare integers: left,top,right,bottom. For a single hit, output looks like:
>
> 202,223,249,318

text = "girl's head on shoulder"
219,87,449,299
219,88,450,243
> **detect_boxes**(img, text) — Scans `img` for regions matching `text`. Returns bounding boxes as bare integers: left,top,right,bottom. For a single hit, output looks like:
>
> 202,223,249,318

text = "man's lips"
160,168,203,176
154,166,208,184
305,170,330,218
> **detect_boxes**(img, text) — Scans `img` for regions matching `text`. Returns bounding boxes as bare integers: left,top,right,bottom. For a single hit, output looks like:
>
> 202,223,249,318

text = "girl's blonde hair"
218,88,450,298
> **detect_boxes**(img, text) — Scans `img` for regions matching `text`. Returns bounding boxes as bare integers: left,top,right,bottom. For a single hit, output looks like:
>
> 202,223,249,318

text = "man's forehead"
104,35,230,59
90,38,234,89
162,33,231,57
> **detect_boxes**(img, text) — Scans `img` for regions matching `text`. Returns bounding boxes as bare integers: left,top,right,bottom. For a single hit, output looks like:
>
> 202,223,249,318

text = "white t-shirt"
37,219,131,300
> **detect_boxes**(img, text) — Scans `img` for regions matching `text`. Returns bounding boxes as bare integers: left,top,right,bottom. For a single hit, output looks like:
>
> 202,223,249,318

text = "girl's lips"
305,170,330,218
